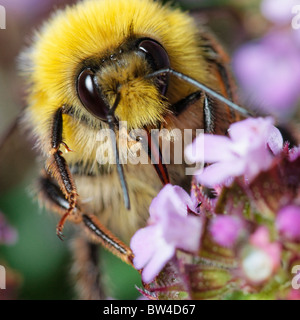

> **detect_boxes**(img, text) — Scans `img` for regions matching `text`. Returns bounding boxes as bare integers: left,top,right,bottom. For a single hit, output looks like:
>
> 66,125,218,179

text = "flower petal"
130,226,158,270
267,125,283,155
163,213,202,252
203,135,235,163
149,184,193,219
196,160,245,187
185,134,234,163
141,241,175,283
261,0,299,25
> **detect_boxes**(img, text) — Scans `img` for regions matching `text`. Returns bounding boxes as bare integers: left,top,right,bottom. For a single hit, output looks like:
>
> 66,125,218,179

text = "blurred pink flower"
287,289,300,300
289,146,300,162
276,205,300,242
186,117,283,187
242,227,281,283
261,0,299,25
250,226,281,271
210,215,244,248
1,0,73,19
130,184,202,283
233,31,300,117
1,0,55,14
0,212,18,245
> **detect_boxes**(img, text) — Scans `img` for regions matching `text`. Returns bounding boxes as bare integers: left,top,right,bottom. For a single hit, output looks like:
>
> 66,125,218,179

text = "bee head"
76,38,171,129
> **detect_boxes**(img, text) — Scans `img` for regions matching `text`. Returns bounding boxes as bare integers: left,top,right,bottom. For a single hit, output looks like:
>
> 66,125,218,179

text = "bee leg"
171,91,201,116
46,107,78,239
38,170,82,224
170,90,214,133
82,214,134,267
37,171,106,299
38,168,134,265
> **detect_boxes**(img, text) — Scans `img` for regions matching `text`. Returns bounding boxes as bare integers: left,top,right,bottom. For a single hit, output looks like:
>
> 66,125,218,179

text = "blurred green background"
0,0,298,300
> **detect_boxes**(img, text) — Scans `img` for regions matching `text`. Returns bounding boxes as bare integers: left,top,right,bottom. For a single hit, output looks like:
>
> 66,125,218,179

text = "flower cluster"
185,117,283,187
130,116,300,300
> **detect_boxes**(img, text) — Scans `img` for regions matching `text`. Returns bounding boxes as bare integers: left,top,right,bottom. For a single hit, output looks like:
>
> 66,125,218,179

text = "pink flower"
210,216,243,248
287,289,300,300
242,227,281,283
261,0,299,25
186,117,283,188
276,205,300,242
0,212,18,245
130,184,202,283
1,0,65,16
233,31,300,117
250,227,281,271
233,0,300,117
289,146,300,162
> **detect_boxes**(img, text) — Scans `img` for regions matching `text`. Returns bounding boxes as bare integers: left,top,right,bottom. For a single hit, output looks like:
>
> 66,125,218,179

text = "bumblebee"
19,0,246,298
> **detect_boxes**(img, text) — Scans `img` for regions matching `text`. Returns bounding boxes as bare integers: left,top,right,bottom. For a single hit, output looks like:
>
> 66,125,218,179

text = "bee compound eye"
76,68,109,121
138,39,170,96
138,39,170,71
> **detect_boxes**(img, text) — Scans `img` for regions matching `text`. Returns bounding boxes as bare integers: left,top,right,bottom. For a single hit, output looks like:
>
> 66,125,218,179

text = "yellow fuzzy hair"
21,0,211,165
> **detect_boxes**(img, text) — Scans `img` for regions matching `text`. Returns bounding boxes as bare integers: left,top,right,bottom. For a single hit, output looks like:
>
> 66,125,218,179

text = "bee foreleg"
82,214,134,267
170,90,215,134
46,107,78,239
38,173,105,299
38,167,134,267
37,171,134,298
171,91,201,116
37,170,81,224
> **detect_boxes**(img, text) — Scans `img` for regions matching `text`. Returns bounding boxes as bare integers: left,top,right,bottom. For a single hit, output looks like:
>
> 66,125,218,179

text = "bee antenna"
107,92,131,210
146,68,253,117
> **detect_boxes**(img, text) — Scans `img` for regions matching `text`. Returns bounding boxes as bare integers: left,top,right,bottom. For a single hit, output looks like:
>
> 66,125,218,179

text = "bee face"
23,0,212,148
76,37,170,129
